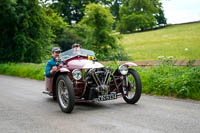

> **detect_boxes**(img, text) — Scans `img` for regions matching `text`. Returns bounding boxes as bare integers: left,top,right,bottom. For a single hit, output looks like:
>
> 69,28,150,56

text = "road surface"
0,75,199,133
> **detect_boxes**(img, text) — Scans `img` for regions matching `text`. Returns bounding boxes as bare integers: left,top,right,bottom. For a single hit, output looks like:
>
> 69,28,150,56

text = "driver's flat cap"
52,47,61,53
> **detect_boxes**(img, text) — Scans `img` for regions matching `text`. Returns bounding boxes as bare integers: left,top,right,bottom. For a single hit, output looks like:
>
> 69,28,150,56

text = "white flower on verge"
185,48,189,51
167,56,174,59
157,56,164,59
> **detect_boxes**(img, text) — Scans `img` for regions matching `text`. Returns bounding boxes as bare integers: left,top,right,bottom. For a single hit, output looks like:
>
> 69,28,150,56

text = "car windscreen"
60,48,95,61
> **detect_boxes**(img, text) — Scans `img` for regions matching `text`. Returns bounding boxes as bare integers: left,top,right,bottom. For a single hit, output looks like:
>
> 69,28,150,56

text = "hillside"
119,22,200,60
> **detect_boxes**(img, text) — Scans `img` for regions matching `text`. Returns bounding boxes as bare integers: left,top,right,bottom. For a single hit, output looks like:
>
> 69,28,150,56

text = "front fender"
59,67,70,72
52,69,70,97
113,62,137,76
120,62,138,67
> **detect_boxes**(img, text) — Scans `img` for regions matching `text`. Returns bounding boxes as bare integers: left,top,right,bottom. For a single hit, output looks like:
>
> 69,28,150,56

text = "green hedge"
136,65,200,100
0,63,199,100
106,63,200,100
0,63,45,80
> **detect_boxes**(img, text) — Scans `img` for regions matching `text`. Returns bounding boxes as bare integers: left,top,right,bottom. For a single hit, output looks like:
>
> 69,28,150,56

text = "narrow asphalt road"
0,75,199,133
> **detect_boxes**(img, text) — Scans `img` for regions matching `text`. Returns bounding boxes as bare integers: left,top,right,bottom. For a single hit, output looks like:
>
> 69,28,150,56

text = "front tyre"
123,69,142,104
56,75,75,113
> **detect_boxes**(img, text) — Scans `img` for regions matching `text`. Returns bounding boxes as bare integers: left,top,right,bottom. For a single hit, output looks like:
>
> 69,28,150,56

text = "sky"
161,0,200,24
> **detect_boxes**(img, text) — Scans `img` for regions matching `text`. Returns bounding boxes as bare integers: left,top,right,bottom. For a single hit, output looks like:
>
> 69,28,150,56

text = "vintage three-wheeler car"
43,48,142,113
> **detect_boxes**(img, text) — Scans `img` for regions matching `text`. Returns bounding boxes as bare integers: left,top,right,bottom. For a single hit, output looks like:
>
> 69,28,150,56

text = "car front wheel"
123,68,142,104
56,74,75,113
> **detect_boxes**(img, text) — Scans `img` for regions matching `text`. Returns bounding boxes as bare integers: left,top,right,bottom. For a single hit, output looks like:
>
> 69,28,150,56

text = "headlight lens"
119,65,128,75
72,69,82,80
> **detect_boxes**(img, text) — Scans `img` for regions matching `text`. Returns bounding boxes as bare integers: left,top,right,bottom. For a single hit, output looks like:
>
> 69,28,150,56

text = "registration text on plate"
98,92,117,101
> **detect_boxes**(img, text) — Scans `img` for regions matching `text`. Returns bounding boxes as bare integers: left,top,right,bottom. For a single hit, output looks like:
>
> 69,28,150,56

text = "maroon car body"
44,48,142,113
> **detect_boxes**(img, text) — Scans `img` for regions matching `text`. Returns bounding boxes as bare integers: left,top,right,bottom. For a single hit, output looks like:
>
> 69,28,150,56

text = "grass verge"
0,63,199,100
0,63,45,80
136,65,200,100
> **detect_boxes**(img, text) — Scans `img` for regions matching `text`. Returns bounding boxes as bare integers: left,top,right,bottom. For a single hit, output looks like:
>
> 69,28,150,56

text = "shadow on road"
44,97,140,114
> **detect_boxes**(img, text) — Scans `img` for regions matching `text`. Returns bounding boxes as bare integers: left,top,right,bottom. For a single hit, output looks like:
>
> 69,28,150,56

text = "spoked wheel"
56,75,75,113
123,68,142,104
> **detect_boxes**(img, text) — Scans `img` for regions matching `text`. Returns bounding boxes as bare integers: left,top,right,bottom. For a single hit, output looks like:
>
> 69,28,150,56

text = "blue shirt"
45,58,61,77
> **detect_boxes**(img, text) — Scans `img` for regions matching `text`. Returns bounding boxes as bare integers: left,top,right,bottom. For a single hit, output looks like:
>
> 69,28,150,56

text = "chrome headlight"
72,69,82,80
119,65,128,75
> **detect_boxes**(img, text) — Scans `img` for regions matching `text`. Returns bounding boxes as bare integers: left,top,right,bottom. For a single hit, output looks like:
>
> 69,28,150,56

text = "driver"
45,47,61,77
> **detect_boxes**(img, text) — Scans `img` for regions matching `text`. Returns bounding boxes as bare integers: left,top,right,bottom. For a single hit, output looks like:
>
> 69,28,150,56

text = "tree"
117,0,166,33
155,7,167,25
79,3,117,60
110,0,122,29
48,0,113,24
0,0,67,63
110,0,121,20
55,27,84,51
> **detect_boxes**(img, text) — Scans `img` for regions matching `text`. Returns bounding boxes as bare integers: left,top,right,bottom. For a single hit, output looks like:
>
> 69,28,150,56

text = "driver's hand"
52,66,57,72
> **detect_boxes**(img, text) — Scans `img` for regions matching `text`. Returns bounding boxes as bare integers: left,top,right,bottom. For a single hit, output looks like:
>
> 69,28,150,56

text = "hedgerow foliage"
135,63,200,100
0,62,199,100
0,63,45,80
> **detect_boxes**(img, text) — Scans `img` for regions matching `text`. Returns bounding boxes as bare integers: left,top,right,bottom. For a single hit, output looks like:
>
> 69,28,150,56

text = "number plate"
98,92,117,101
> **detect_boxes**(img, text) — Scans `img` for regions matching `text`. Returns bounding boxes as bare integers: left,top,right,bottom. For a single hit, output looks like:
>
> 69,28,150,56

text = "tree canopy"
80,3,117,60
0,0,167,63
0,0,67,63
49,0,113,24
117,0,166,33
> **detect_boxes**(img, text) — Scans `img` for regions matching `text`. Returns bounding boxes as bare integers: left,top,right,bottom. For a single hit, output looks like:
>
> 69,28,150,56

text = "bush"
0,63,45,80
136,65,200,100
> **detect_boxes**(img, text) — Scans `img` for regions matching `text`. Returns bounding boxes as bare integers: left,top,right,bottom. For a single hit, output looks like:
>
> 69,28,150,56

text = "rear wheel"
123,69,142,104
56,75,75,113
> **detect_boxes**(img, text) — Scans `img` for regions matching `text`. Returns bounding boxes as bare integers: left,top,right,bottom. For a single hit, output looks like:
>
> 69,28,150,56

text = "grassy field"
119,22,200,60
